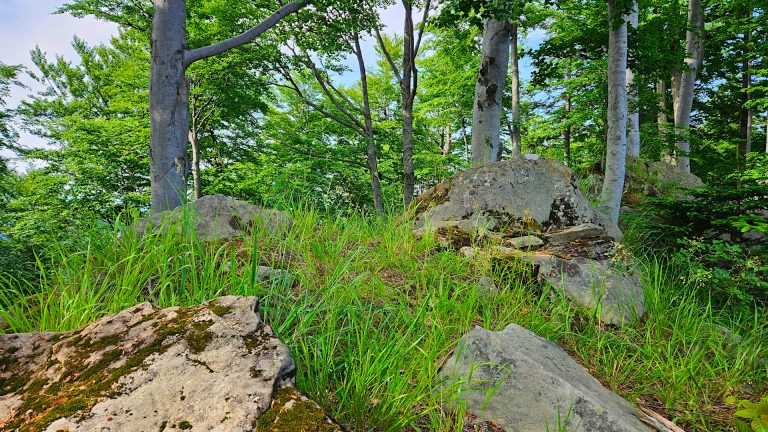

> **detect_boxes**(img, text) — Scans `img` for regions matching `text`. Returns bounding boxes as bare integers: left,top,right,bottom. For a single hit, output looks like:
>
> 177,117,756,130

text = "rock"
0,296,337,432
132,194,294,242
546,223,606,245
460,246,476,258
477,276,497,295
255,266,294,287
439,324,651,432
624,157,704,202
537,256,645,326
506,235,544,251
413,157,623,242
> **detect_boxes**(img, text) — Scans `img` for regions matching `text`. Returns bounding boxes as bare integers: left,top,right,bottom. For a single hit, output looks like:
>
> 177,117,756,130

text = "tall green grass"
1,206,766,431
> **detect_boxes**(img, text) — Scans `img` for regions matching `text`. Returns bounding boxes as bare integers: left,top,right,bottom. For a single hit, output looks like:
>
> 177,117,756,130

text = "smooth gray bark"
189,130,202,199
673,0,704,173
471,19,511,167
626,0,640,157
150,0,189,212
510,23,522,156
149,0,306,212
599,0,628,223
564,89,572,166
442,125,452,155
355,37,385,216
375,1,430,208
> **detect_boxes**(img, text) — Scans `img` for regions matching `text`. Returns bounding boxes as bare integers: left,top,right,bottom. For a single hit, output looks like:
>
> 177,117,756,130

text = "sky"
0,1,539,171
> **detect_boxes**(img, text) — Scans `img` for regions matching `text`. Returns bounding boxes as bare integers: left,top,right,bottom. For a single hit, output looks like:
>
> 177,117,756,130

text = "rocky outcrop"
413,155,623,241
414,158,643,325
132,194,294,242
439,324,652,432
0,296,338,432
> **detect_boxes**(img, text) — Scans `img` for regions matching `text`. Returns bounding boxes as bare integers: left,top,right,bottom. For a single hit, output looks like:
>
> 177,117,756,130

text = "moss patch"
255,387,339,432
208,301,233,317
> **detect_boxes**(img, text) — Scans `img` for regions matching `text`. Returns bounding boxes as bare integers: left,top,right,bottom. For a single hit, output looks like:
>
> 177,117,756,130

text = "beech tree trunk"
471,19,511,167
442,125,452,155
564,90,572,166
401,2,415,207
149,0,306,213
626,0,640,158
658,81,676,164
510,23,522,156
355,37,385,216
673,0,704,173
740,24,752,165
189,129,202,199
599,0,628,223
150,0,189,212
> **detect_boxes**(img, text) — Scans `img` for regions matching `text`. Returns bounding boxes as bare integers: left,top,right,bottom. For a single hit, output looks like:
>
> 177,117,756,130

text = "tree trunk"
355,36,385,216
471,19,511,167
740,23,752,165
442,125,452,155
599,0,628,223
148,0,306,212
150,0,189,212
626,0,640,158
189,129,202,200
673,0,704,173
657,81,675,164
401,2,415,208
564,91,572,166
510,23,522,156
461,116,469,161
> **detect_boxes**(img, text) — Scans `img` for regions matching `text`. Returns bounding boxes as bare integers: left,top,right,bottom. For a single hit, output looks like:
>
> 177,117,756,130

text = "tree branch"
184,1,307,68
375,27,403,83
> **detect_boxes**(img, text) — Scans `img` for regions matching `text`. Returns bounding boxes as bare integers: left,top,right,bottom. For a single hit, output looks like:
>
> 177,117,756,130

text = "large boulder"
132,194,294,242
0,296,340,432
413,156,622,241
439,324,652,432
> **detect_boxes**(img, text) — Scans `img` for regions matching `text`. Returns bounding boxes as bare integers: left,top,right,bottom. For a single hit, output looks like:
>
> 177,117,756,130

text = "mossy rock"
0,296,297,431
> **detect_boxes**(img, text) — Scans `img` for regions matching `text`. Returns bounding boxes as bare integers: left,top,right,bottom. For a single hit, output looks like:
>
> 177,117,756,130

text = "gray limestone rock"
131,194,294,242
506,235,544,251
537,255,645,326
439,324,652,432
546,223,607,245
413,158,622,241
0,296,337,432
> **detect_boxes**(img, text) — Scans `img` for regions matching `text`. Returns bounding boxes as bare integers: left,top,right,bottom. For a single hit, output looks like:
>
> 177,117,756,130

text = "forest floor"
1,207,766,431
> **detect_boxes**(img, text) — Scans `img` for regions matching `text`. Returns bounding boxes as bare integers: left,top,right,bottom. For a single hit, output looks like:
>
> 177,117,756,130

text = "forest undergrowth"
1,205,766,431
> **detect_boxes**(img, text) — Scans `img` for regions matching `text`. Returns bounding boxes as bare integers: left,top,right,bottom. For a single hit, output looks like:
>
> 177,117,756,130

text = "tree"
146,0,307,212
276,2,387,215
599,0,629,223
672,0,704,173
376,0,432,207
626,0,640,157
471,19,511,166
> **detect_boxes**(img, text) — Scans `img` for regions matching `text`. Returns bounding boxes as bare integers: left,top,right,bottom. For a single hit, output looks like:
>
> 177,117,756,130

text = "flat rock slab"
538,256,645,326
0,296,336,432
414,157,622,241
505,235,544,250
546,223,606,245
132,194,294,242
439,324,652,432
